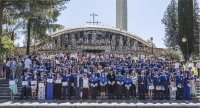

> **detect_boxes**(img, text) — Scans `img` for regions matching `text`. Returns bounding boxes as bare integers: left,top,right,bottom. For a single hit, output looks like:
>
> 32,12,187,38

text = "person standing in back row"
196,61,200,79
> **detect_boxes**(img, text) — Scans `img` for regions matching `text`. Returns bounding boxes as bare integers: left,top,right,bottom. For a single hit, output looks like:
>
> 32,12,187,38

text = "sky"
15,0,200,48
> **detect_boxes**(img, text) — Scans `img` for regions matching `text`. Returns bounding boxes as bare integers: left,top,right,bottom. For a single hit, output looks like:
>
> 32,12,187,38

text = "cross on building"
86,12,101,25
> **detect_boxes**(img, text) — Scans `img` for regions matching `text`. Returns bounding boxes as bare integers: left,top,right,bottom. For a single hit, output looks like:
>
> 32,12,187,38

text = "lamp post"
182,37,189,60
150,37,153,56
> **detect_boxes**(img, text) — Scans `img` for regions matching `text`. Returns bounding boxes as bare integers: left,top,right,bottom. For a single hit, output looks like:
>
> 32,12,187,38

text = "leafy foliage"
0,0,69,55
178,0,194,60
162,0,179,49
160,49,181,61
162,0,200,60
0,30,14,56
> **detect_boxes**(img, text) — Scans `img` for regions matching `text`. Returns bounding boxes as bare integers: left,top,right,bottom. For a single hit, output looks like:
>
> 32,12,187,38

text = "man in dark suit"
138,70,147,100
74,71,83,100
107,69,116,100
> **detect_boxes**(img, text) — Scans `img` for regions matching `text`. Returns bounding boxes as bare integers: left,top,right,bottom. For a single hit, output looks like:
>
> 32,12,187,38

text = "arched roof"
45,25,151,47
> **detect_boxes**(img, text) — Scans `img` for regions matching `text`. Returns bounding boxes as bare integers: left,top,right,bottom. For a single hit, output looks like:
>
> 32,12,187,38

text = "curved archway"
36,25,151,53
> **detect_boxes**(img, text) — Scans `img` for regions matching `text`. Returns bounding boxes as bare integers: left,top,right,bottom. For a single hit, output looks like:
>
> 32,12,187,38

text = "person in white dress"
130,70,138,100
189,72,195,100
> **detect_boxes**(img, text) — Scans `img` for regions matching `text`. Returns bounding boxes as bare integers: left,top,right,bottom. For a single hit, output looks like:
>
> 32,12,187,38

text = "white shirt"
24,58,32,69
188,62,194,68
175,62,179,69
83,78,89,88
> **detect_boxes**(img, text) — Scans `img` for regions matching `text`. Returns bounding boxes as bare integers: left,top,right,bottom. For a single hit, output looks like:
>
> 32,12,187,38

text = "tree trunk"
26,19,31,55
0,6,4,43
11,32,14,40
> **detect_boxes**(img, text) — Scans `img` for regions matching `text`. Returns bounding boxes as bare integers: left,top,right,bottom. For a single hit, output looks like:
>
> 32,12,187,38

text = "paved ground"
0,99,199,108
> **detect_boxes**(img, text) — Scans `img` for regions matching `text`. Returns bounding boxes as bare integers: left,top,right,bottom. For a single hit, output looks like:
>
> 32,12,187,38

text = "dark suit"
107,74,116,99
138,75,147,100
74,76,83,99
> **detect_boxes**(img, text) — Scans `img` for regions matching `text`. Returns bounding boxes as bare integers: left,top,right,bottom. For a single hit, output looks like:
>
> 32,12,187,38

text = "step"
0,89,22,92
0,96,200,100
0,87,22,89
0,84,22,87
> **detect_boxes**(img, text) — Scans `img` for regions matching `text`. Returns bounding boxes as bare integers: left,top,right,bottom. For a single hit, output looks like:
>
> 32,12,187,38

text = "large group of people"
5,52,199,101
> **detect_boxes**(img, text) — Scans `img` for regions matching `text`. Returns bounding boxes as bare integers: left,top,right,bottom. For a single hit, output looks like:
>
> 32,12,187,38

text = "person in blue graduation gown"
161,70,169,100
46,71,54,100
153,71,161,100
115,71,124,100
183,73,190,100
62,69,71,100
89,72,98,100
176,70,183,100
9,72,18,100
99,72,108,100
20,72,30,100
124,72,132,100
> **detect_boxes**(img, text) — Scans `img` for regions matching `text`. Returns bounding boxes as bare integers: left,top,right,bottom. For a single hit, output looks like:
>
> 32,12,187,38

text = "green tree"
0,0,25,41
193,0,200,55
162,0,199,60
178,0,194,60
0,0,69,55
161,49,181,61
162,0,179,49
16,0,69,55
0,30,14,56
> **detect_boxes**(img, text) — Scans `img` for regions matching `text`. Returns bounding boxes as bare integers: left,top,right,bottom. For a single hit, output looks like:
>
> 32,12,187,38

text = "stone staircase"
195,79,200,99
0,78,199,100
